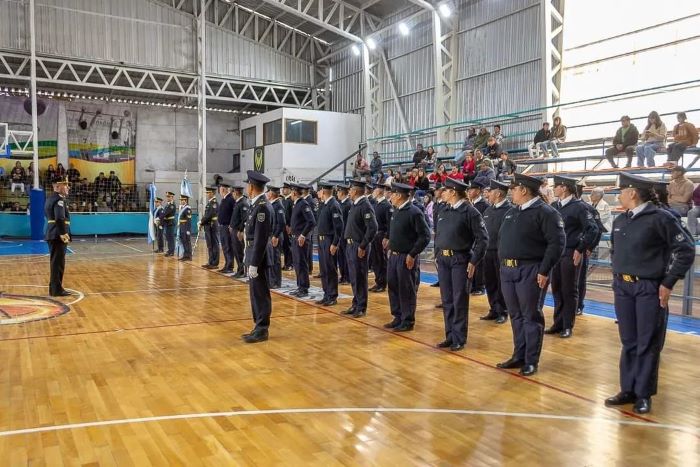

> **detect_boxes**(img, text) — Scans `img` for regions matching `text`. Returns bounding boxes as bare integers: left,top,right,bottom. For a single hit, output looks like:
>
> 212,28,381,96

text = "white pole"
29,0,39,188
197,0,207,212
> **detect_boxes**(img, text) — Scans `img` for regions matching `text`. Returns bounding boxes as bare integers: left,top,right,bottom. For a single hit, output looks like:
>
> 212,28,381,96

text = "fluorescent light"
399,22,410,36
439,3,451,17
351,45,360,56
290,120,301,125
366,38,376,50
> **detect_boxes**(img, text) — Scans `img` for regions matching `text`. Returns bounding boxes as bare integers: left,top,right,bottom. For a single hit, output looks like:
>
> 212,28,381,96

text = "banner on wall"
66,103,136,184
0,96,58,173
253,146,265,173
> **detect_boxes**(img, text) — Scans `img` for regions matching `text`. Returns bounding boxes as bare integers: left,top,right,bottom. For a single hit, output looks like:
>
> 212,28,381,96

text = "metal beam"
540,0,565,121
378,48,412,148
197,0,207,213
260,0,363,42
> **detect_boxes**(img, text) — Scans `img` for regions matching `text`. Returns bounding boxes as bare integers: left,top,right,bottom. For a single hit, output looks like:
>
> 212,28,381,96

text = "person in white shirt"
589,188,612,232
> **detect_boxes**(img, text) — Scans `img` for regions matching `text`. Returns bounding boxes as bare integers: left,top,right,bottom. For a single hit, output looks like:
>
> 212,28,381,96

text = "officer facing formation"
546,175,599,338
265,185,286,289
369,183,391,293
576,182,605,316
241,170,274,344
604,172,694,414
315,182,345,306
153,197,165,253
281,183,294,271
497,173,565,376
384,182,431,332
217,184,235,273
434,177,488,351
162,191,176,256
199,186,220,269
430,185,448,292
178,195,193,261
336,184,352,285
230,186,249,278
468,179,489,296
480,180,511,324
342,179,378,318
45,177,73,297
302,185,319,274
289,183,316,298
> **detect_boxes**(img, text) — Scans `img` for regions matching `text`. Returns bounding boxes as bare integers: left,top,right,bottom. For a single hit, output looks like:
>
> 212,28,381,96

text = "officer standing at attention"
153,197,165,253
217,184,235,273
281,183,294,271
289,183,316,298
162,191,176,257
468,179,489,296
434,177,489,351
343,180,378,318
241,170,273,344
178,195,193,261
45,177,73,297
315,181,344,306
369,183,391,293
265,185,286,289
546,175,599,338
604,173,694,414
336,184,352,285
302,185,318,274
199,186,220,269
384,182,431,332
575,182,605,316
230,186,249,278
480,180,512,324
431,185,447,291
497,173,565,376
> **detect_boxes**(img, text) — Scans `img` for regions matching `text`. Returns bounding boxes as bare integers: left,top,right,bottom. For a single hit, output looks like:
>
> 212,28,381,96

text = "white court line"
108,239,144,253
84,284,247,296
0,407,696,438
0,285,85,306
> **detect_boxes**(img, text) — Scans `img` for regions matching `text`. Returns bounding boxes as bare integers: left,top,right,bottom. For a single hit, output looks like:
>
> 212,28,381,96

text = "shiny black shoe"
233,271,246,278
436,340,452,348
544,327,561,335
450,343,464,351
576,308,584,316
519,364,538,376
383,320,400,329
339,279,350,285
371,287,386,293
218,268,233,273
324,299,337,306
496,358,524,369
604,392,637,407
430,281,440,288
342,307,356,315
288,289,301,297
351,310,366,318
164,253,174,257
368,285,378,292
495,315,508,324
241,328,256,338
315,298,329,305
633,397,651,414
243,332,269,344
394,324,414,332
50,290,72,297
296,289,309,298
560,328,573,338
480,313,498,321
470,289,485,296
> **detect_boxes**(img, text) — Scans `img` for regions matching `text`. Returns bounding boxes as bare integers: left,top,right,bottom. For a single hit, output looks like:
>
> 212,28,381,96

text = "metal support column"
379,48,413,149
431,10,447,146
197,0,207,212
29,0,39,188
540,0,565,123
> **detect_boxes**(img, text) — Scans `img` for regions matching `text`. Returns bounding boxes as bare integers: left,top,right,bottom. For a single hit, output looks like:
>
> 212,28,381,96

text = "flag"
147,183,157,244
180,171,192,199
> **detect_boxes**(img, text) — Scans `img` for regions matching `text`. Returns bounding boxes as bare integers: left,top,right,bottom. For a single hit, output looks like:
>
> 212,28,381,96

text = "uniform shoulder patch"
332,213,340,218
305,207,311,212
364,213,371,219
558,219,564,228
278,209,285,214
257,213,266,222
586,212,593,219
675,233,684,242
57,200,64,207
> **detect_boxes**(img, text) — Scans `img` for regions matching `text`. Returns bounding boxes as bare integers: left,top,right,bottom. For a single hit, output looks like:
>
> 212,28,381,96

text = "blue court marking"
0,240,49,256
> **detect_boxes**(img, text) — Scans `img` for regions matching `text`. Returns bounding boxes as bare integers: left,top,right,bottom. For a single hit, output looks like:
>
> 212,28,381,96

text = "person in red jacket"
447,165,463,181
429,163,448,184
462,152,476,181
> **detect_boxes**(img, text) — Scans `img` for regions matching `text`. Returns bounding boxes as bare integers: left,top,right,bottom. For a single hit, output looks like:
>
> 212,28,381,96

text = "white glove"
248,266,258,279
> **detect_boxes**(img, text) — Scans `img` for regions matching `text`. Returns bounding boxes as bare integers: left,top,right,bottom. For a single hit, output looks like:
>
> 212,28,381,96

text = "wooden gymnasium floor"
0,237,699,466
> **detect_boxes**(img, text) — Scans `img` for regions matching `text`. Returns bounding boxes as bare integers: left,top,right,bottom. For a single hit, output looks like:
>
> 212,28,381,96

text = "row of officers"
150,169,693,416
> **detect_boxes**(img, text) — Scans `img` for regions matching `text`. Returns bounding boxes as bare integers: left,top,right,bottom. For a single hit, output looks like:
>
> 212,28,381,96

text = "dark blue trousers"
179,224,192,258
165,224,176,254
156,225,164,252
249,268,271,331
338,240,349,282
282,230,293,269
291,235,310,291
266,240,282,288
613,277,668,398
500,263,545,365
219,224,233,270
307,233,314,273
387,252,419,325
577,254,589,312
232,232,245,273
371,236,387,288
437,252,471,347
484,250,507,318
318,236,339,301
204,224,220,266
551,248,581,330
346,241,370,312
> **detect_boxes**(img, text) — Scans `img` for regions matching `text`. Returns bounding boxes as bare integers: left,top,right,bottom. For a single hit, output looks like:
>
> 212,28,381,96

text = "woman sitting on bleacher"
666,112,699,167
541,116,567,158
636,111,666,168
429,163,448,184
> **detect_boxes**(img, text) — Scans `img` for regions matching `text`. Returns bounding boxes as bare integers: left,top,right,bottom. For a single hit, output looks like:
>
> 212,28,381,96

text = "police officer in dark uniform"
199,186,220,269
45,177,72,297
369,183,391,293
337,184,352,284
217,184,235,273
604,173,694,414
545,175,599,338
289,183,316,298
265,185,285,289
178,195,193,261
230,186,249,277
468,179,489,296
384,182,431,332
315,181,344,306
576,183,605,315
153,197,165,253
434,177,489,351
281,183,294,271
481,180,512,324
162,191,177,256
343,180,378,318
431,185,447,290
302,185,318,274
241,170,274,344
497,173,565,376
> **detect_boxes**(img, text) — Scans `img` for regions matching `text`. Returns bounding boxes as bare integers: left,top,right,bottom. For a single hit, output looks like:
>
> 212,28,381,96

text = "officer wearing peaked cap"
217,183,235,273
289,182,316,298
265,185,286,289
468,179,489,297
604,172,694,414
434,177,489,351
315,181,344,306
153,197,165,253
178,194,193,261
241,170,273,343
45,177,72,297
545,175,599,339
281,182,294,271
575,182,605,316
336,184,352,284
163,191,177,256
369,183,391,293
496,173,565,376
230,185,249,277
199,186,220,269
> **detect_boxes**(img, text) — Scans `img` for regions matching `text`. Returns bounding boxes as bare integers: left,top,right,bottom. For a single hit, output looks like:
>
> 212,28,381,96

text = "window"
263,119,282,145
285,119,317,144
241,127,256,150
231,153,241,173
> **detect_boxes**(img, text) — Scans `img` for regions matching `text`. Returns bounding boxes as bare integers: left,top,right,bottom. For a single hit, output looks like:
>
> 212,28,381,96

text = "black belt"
501,258,540,267
614,273,642,283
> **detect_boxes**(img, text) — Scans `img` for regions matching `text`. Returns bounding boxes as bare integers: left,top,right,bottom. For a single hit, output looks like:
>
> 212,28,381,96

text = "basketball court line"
107,239,145,253
83,284,248,296
0,407,695,439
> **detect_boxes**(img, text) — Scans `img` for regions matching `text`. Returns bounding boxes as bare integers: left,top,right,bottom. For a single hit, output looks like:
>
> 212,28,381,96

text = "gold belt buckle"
505,259,517,267
347,239,353,244
622,274,634,282
442,250,452,257
319,235,325,241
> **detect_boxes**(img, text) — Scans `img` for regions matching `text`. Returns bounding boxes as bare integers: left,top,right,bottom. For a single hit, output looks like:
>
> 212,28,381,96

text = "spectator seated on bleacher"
496,151,516,181
422,146,436,169
604,115,639,168
461,153,476,181
636,111,666,168
668,166,694,216
666,112,699,167
370,151,383,182
482,137,501,160
462,127,477,151
528,122,551,159
45,164,57,188
412,144,428,167
474,149,494,170
429,163,448,184
447,165,463,181
472,161,496,187
687,183,700,236
473,127,490,151
492,124,505,145
9,201,22,212
414,168,430,191
352,153,371,180
66,163,81,183
10,161,25,194
540,116,567,158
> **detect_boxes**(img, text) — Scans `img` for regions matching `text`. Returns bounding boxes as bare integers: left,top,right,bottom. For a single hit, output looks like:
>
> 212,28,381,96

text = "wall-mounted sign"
253,146,264,173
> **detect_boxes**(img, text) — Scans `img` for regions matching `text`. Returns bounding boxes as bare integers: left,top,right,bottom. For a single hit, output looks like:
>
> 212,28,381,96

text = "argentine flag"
147,183,157,244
